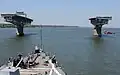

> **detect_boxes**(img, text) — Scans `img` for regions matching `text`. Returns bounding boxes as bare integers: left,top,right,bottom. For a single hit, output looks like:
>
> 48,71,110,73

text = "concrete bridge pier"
89,16,112,37
16,24,24,36
93,25,102,37
1,11,33,36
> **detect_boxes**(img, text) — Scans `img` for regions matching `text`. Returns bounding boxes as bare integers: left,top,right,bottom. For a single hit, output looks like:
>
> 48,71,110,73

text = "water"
0,27,120,75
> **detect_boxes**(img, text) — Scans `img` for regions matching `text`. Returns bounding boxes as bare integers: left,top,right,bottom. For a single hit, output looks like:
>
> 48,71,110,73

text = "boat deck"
0,49,66,75
20,52,52,75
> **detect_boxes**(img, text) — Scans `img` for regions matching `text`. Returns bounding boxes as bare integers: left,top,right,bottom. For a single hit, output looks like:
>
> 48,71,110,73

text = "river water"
0,27,120,75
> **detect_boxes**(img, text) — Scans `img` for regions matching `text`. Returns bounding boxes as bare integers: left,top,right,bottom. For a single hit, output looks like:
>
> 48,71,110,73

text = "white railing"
16,57,23,67
49,60,62,75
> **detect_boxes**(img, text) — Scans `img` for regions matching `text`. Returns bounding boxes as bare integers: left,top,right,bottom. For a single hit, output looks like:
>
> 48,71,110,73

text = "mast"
40,25,43,50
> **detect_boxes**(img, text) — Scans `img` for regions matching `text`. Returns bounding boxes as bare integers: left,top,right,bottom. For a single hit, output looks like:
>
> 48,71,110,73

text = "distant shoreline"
0,24,78,28
0,24,118,28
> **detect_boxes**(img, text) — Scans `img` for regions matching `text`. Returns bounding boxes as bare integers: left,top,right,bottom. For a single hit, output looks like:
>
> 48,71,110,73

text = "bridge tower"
89,16,112,37
1,11,33,36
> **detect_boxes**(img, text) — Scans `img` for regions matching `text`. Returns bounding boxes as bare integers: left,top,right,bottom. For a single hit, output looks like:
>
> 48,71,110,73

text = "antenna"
40,25,43,50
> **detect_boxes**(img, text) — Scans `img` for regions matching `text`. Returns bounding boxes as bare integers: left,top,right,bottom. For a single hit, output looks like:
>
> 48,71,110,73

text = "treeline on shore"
0,24,78,28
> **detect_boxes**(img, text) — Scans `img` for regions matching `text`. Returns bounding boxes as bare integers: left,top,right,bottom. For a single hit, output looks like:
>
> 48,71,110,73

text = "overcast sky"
0,0,120,27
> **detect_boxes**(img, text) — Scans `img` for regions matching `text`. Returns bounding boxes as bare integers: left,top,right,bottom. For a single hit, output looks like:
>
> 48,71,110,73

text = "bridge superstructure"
1,11,33,36
89,16,112,37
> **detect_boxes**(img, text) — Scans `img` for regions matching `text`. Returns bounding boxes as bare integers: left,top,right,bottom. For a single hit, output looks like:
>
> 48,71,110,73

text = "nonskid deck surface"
20,52,51,75
0,50,66,75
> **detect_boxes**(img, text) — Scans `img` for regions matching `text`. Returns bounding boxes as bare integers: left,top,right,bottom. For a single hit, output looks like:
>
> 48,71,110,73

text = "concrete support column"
94,25,102,37
16,24,24,36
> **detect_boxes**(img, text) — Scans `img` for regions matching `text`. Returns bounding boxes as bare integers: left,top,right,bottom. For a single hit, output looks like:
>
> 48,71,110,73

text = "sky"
0,0,120,27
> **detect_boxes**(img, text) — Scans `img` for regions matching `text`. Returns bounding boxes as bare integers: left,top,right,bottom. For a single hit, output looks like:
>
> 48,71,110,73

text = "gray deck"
0,50,66,75
20,51,66,75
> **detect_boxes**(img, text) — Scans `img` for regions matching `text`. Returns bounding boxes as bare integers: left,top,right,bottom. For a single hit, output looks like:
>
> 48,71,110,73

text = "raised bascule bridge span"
1,11,33,36
89,16,112,37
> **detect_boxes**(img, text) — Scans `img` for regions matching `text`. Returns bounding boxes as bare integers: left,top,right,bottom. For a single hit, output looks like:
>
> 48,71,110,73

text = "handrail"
49,60,62,75
16,57,23,67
